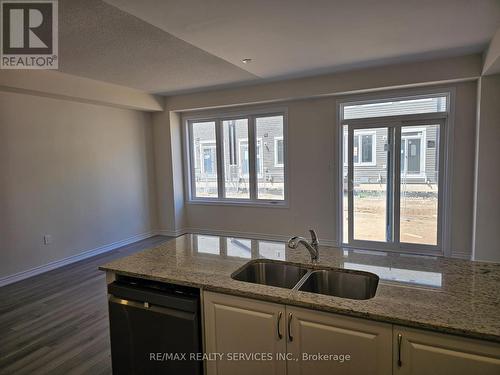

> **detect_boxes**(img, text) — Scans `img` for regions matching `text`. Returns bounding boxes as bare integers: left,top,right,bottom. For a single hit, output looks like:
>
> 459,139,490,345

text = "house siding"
345,126,439,186
191,116,285,187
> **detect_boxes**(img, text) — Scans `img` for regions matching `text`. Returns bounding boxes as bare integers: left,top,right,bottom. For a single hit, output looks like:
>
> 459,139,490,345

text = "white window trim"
274,136,284,167
343,131,376,167
183,108,289,207
335,87,455,257
354,130,377,166
343,132,348,168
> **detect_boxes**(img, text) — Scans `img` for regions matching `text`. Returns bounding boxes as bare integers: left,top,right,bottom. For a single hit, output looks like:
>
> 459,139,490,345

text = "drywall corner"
473,74,500,262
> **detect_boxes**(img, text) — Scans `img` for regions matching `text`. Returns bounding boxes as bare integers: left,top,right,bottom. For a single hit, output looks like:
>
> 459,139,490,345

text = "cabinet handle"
277,311,283,339
287,312,293,342
397,333,402,367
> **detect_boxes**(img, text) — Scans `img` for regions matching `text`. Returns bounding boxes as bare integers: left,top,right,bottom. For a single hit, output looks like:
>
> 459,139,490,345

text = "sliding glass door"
348,127,390,243
343,120,444,252
399,123,441,246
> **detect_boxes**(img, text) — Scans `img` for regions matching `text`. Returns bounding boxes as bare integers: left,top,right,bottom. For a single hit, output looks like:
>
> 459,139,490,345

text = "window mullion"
187,121,194,200
248,117,257,200
393,126,402,246
215,119,224,199
437,119,446,250
348,127,354,244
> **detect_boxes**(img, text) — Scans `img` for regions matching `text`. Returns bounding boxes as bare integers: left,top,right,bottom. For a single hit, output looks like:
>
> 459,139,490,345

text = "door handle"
397,333,402,367
277,311,283,339
287,313,293,342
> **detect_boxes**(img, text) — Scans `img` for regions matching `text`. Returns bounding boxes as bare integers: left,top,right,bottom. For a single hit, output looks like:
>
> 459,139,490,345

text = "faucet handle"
309,229,318,246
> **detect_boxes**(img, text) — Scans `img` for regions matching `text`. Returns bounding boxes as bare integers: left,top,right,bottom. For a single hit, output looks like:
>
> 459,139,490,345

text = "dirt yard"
344,190,438,245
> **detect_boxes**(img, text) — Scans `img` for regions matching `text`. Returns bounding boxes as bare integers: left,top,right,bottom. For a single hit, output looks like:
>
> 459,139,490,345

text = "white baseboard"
155,228,187,237
0,228,334,287
0,231,156,287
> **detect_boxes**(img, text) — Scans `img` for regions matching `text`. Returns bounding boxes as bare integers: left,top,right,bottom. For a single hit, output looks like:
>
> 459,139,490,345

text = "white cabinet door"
394,326,500,375
286,305,392,375
203,291,286,375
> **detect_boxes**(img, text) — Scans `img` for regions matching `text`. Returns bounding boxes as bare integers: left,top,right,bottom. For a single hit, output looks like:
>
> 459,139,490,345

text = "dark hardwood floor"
0,235,172,375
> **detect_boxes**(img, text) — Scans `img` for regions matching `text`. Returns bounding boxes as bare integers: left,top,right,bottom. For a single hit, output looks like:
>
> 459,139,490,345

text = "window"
191,121,217,198
344,131,376,165
256,116,285,200
223,119,249,199
339,92,451,254
274,137,284,167
343,95,447,120
186,111,287,204
359,133,374,163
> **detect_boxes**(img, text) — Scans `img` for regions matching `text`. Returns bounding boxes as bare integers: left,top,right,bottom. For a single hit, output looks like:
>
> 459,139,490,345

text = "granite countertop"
99,233,500,343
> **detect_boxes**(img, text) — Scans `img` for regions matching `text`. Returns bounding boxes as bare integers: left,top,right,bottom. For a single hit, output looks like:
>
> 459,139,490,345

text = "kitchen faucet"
288,229,319,262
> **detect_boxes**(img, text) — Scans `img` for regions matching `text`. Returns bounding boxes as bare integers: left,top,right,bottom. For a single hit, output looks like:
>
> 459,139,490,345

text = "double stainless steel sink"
232,259,379,300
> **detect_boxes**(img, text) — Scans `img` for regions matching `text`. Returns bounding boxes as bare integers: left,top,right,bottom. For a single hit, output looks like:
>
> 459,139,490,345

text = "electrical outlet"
43,235,52,245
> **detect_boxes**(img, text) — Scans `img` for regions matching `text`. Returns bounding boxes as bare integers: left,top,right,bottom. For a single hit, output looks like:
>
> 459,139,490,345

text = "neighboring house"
193,117,284,193
343,126,439,186
342,96,445,189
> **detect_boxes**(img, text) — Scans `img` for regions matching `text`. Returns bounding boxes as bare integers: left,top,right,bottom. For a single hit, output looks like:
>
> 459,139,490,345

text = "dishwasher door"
108,281,202,375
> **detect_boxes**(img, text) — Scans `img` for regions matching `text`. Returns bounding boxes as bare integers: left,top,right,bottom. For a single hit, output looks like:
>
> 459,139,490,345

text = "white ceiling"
61,0,500,94
59,0,258,94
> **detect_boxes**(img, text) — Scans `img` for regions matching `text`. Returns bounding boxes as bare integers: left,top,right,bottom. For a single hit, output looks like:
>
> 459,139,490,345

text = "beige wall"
184,97,337,242
154,55,482,258
448,81,478,258
473,74,500,262
164,81,477,258
0,70,163,111
167,54,481,111
152,107,175,232
0,54,487,280
0,91,158,279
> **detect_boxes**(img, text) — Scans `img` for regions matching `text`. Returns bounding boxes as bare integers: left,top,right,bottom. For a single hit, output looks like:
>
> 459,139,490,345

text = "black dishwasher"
107,275,203,375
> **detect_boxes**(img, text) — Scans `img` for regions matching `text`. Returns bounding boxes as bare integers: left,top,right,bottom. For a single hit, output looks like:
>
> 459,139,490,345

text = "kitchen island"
100,233,500,374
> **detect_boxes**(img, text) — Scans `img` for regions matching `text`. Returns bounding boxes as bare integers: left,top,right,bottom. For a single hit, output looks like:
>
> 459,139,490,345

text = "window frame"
183,108,288,207
336,87,455,256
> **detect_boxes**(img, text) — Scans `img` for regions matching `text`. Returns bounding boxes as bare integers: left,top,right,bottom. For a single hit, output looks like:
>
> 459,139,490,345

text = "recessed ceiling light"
242,58,252,64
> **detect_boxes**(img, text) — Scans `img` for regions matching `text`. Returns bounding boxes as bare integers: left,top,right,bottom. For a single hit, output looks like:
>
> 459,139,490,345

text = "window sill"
340,241,442,257
186,199,289,208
